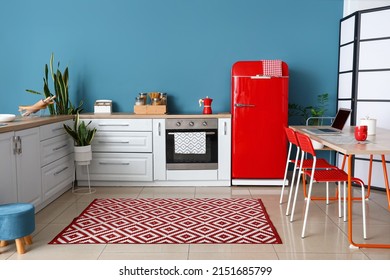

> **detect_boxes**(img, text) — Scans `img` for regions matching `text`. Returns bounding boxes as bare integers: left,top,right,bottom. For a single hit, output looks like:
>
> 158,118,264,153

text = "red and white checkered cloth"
261,60,283,77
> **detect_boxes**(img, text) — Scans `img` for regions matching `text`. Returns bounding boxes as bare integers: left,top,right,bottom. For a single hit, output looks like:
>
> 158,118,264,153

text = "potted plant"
289,93,329,125
26,53,83,115
63,113,97,165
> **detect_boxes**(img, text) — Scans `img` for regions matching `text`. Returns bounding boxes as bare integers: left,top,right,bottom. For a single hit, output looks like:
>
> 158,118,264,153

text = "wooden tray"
134,105,167,115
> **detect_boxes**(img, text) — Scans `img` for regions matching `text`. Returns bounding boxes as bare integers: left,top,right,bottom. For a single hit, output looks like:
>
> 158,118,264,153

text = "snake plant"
26,53,83,115
63,113,97,146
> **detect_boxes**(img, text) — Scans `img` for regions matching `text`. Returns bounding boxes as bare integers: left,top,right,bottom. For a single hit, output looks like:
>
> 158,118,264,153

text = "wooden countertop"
0,113,231,133
0,115,73,133
80,112,231,119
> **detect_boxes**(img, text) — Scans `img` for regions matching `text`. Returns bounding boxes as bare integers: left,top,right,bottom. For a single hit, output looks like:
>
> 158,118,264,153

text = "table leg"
347,154,390,248
381,155,390,210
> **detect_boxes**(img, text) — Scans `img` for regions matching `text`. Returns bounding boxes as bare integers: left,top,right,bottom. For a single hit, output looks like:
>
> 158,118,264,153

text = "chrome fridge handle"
234,103,255,108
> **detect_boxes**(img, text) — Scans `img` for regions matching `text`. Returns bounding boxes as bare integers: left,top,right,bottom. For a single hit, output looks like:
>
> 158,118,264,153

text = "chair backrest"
285,127,299,146
296,132,316,157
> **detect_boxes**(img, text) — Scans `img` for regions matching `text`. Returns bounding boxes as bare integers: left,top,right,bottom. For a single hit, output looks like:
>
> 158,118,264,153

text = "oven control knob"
202,121,208,126
189,121,195,126
176,122,181,127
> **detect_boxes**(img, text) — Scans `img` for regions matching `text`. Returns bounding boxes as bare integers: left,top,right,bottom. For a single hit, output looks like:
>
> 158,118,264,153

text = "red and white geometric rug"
49,198,282,244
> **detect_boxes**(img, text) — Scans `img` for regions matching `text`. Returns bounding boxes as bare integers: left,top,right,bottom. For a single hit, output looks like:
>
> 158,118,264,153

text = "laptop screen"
331,108,351,130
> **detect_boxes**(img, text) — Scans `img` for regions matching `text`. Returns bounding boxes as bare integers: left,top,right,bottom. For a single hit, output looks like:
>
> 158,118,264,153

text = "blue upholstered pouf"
0,203,35,241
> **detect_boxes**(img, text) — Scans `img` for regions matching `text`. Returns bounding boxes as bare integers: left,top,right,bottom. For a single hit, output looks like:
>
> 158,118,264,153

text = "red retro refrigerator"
231,60,289,185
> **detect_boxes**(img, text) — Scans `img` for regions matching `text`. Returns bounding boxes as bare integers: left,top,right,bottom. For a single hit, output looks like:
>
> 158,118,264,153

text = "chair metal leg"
326,182,329,205
290,151,305,222
344,181,347,222
301,168,316,238
361,182,367,239
338,182,342,218
286,148,300,216
280,143,292,204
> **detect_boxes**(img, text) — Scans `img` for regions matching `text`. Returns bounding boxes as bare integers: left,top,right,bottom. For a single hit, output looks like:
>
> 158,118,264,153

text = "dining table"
290,125,390,249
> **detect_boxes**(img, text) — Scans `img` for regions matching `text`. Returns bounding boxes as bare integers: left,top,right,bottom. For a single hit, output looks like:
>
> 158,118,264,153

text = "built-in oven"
166,118,218,170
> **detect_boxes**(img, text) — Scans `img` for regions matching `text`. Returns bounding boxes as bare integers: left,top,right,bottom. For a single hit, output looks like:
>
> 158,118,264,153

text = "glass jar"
160,93,167,105
151,97,161,106
138,93,147,105
135,97,143,106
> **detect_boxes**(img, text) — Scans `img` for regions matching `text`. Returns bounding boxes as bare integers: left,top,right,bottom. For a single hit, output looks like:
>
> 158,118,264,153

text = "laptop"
303,108,351,135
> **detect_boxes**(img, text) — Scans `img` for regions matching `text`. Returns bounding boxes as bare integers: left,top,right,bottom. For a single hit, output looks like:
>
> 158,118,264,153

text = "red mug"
354,125,368,141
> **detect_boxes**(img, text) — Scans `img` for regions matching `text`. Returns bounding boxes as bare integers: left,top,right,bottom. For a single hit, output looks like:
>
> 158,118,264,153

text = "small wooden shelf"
134,105,167,115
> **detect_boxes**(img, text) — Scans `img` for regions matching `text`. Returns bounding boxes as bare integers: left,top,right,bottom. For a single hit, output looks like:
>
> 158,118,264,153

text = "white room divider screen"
337,5,390,190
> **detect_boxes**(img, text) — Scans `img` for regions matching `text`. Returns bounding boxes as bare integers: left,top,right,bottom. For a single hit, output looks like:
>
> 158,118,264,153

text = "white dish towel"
174,132,206,154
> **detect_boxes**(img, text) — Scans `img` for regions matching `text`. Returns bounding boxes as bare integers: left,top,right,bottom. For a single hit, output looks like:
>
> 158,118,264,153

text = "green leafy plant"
26,53,83,115
289,93,329,125
63,113,97,146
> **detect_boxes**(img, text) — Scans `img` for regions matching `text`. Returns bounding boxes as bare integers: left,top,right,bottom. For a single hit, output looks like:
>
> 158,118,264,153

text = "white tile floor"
1,182,390,260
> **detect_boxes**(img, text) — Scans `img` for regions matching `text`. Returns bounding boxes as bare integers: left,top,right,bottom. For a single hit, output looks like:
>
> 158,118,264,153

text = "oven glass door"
166,129,218,170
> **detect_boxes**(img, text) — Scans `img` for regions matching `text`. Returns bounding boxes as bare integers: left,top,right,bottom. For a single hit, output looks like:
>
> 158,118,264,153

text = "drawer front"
41,134,73,166
40,120,72,141
77,153,152,181
85,119,152,132
92,131,152,153
42,154,74,199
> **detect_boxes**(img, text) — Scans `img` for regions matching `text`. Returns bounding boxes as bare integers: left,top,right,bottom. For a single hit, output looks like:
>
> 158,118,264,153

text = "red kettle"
199,96,213,114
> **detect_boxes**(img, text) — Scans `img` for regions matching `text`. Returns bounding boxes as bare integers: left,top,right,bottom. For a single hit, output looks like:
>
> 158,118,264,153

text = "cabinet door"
77,153,153,182
42,154,74,200
153,119,166,181
92,131,152,153
40,120,71,141
218,118,231,181
0,132,17,203
85,119,153,132
40,133,73,167
16,128,42,206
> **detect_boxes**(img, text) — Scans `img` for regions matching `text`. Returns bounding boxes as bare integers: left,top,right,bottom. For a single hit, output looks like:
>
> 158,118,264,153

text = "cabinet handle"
158,122,161,136
53,166,69,176
17,136,22,154
13,136,18,155
98,140,130,144
98,161,130,165
224,121,227,135
98,123,129,127
52,144,68,151
52,127,64,132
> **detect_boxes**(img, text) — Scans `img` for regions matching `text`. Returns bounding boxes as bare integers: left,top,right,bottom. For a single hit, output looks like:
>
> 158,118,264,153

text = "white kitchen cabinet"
218,118,231,181
15,128,42,206
0,120,74,210
41,154,74,199
153,119,166,181
77,152,152,182
40,121,74,203
77,119,153,185
0,132,17,203
92,131,152,153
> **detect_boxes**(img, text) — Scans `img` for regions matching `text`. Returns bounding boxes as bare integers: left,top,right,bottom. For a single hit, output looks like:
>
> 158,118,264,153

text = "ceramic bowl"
0,114,16,122
311,139,324,150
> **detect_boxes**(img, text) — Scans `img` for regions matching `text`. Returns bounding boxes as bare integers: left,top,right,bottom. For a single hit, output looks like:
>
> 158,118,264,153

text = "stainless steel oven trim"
166,118,218,130
166,163,218,170
167,132,216,135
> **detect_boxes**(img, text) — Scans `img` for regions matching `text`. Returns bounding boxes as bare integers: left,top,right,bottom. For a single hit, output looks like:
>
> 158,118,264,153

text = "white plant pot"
74,145,92,165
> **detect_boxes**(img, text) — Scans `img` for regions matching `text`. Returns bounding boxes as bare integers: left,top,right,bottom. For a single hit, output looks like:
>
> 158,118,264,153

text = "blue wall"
0,0,343,116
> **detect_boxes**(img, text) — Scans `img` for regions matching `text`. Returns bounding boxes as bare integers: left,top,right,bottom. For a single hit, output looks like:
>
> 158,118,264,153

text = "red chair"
280,127,338,217
292,132,367,239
